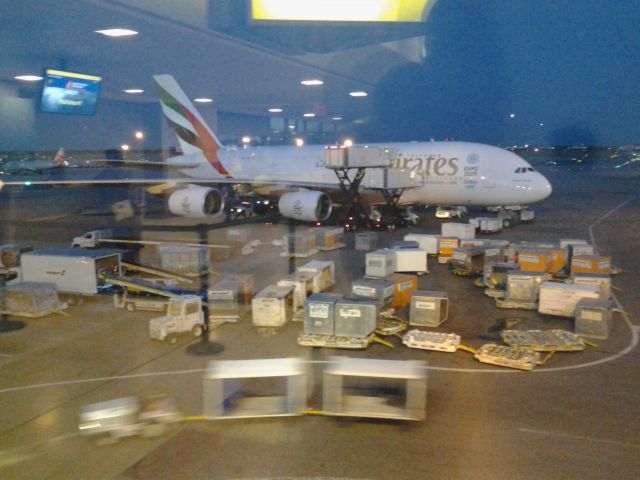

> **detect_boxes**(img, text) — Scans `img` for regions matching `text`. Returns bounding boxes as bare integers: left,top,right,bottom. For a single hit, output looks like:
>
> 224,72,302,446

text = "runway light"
349,91,368,97
342,139,354,147
509,113,516,118
123,89,144,94
295,138,304,147
134,131,144,140
121,144,130,151
301,79,324,86
95,28,138,37
194,98,213,103
242,136,251,144
539,123,544,126
14,75,43,82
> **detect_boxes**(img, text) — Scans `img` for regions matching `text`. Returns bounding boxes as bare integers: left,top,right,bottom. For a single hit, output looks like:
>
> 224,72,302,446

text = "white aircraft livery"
0,75,552,224
152,74,552,222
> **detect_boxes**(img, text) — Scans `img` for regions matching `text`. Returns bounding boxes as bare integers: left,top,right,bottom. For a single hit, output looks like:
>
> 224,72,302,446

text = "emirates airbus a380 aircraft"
152,74,552,223
0,74,552,226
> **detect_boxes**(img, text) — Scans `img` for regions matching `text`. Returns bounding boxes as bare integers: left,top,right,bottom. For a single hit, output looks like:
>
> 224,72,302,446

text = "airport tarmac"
0,167,639,479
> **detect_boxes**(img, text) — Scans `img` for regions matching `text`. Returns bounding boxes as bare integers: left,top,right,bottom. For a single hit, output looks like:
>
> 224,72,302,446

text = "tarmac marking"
519,428,640,450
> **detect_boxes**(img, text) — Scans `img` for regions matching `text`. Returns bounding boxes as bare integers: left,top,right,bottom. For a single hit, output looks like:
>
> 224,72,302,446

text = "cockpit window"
515,167,536,173
527,167,535,172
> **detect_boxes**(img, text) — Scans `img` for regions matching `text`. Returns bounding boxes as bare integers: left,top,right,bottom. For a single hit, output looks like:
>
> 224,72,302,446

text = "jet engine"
278,190,332,222
167,186,224,218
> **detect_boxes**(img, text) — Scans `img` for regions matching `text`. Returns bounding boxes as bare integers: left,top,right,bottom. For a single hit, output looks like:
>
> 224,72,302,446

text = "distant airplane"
0,148,67,175
0,76,553,225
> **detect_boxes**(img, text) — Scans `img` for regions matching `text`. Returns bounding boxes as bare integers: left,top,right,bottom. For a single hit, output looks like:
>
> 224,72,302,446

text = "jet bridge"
324,146,423,229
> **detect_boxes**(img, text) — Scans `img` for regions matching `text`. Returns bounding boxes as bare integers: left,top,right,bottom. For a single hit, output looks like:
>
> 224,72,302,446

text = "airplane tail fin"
153,74,231,178
53,147,66,167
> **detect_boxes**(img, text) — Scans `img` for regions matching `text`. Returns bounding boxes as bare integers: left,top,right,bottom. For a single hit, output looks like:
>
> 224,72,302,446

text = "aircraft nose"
535,172,553,201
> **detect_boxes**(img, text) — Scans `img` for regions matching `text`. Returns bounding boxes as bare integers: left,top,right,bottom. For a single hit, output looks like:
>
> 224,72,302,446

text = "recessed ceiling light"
123,89,144,94
95,28,138,37
194,98,213,103
301,79,324,86
349,91,368,97
303,113,315,117
14,75,43,82
268,108,283,113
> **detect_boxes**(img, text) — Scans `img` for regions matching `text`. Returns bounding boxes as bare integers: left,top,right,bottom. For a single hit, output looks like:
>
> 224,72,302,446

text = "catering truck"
20,248,122,303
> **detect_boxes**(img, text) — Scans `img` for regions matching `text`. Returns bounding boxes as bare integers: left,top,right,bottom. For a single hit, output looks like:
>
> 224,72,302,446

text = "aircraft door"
483,170,496,188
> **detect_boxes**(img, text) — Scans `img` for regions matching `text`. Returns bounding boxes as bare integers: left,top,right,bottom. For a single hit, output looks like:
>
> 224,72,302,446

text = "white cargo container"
324,145,393,168
362,168,423,189
252,285,295,327
571,273,612,299
277,271,316,317
20,248,121,297
538,282,600,317
575,298,614,340
392,247,428,274
297,260,335,291
441,222,475,240
365,249,396,277
403,234,440,255
158,245,208,276
479,217,502,233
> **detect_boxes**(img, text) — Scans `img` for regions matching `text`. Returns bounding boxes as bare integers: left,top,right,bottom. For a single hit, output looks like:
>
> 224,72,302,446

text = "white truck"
71,227,132,248
20,248,121,303
149,295,205,343
78,394,180,445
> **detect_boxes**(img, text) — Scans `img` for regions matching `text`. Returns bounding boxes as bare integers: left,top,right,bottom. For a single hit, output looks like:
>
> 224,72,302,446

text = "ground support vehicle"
113,290,173,312
78,394,180,445
20,248,121,304
149,295,205,343
435,205,467,219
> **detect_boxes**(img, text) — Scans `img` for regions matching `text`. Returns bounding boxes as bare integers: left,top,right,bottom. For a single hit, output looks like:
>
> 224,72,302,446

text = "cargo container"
409,290,449,327
538,282,600,317
403,234,439,255
365,249,396,278
570,255,611,276
334,298,378,337
450,247,485,275
355,231,378,251
385,273,418,308
441,222,475,240
297,260,335,291
252,285,295,327
351,277,394,309
574,298,614,339
304,293,343,335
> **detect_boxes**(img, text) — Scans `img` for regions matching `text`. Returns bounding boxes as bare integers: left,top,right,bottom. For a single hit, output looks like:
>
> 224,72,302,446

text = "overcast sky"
363,0,639,146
